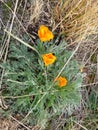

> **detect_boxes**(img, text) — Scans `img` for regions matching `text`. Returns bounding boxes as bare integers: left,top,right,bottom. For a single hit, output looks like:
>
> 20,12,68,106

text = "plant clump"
1,25,83,129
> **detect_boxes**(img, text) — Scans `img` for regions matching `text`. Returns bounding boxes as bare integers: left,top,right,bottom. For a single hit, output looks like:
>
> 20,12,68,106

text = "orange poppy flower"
55,76,67,87
42,53,56,66
38,25,54,42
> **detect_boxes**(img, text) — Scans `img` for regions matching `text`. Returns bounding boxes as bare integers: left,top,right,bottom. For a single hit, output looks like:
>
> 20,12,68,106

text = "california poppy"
38,25,54,42
42,53,56,66
55,76,67,87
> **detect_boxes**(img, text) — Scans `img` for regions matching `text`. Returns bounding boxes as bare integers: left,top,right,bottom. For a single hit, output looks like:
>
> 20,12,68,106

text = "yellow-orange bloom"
55,76,67,87
38,25,54,42
42,53,56,66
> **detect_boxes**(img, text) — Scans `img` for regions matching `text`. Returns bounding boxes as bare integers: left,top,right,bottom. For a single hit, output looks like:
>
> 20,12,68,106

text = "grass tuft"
52,0,98,42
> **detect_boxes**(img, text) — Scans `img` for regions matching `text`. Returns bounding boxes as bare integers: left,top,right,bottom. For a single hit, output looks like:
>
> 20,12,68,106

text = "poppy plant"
42,53,56,66
55,76,67,87
38,25,54,42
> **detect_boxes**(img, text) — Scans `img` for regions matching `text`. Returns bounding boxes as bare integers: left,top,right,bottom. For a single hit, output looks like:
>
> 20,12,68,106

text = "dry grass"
52,0,98,42
29,0,44,24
